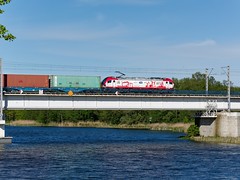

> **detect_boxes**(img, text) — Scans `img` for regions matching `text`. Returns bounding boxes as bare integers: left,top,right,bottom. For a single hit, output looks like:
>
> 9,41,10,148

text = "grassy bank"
7,120,192,133
191,136,240,144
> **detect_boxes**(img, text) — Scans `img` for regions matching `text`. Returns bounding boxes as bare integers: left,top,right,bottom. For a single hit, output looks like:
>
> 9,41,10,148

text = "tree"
187,125,199,137
192,72,205,80
0,0,15,41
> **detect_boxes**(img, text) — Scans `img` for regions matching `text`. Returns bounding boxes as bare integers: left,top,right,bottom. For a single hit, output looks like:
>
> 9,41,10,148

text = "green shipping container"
50,75,101,88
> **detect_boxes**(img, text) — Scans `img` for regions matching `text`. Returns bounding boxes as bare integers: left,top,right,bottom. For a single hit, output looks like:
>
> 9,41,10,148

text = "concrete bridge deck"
2,93,238,111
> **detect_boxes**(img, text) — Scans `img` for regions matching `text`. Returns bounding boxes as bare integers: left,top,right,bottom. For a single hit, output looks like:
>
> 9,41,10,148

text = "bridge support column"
0,59,12,144
0,120,12,144
0,120,5,137
196,112,240,137
195,116,217,137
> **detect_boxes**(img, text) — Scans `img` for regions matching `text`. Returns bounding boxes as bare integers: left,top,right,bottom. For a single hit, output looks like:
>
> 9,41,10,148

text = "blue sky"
1,0,240,86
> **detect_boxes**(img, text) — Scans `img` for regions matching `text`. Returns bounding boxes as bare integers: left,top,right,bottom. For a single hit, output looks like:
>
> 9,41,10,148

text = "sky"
1,0,240,86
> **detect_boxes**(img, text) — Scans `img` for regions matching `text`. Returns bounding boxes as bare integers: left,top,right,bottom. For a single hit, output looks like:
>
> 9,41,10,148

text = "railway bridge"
0,93,238,143
1,93,236,110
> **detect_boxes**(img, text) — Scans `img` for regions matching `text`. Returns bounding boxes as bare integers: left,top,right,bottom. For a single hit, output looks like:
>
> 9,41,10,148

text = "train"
2,74,174,94
101,76,174,93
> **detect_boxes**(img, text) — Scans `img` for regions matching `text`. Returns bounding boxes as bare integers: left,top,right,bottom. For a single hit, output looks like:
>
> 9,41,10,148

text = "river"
0,126,240,179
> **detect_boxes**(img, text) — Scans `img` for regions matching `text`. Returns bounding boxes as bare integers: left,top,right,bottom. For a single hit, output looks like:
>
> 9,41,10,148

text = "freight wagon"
3,74,49,92
3,74,101,93
49,75,101,93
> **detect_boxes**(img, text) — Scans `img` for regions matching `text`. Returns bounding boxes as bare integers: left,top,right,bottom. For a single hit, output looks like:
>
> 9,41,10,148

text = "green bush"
187,125,199,137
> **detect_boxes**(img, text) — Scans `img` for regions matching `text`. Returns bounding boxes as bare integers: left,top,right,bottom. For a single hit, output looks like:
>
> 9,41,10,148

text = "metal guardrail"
3,91,240,98
4,88,240,97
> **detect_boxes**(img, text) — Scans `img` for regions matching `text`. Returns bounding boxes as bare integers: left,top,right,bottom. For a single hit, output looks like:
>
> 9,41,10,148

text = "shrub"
187,125,199,137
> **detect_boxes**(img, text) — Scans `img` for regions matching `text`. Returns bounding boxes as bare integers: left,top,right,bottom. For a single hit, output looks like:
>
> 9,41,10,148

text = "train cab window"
113,80,115,83
107,80,112,83
169,82,173,84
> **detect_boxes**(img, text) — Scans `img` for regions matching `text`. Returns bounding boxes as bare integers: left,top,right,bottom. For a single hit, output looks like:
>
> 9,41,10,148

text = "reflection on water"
0,126,240,179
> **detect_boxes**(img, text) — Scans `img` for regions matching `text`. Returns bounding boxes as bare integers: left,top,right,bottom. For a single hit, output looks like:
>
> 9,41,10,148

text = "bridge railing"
3,91,239,98
4,87,239,96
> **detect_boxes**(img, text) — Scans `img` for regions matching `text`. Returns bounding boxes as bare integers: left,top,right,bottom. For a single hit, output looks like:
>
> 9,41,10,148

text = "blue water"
1,126,240,179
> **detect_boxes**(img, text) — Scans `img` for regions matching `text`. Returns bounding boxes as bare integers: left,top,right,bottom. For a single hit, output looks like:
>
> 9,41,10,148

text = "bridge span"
2,93,239,111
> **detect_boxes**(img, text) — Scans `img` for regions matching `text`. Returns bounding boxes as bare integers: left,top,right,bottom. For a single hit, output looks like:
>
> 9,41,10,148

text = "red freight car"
4,74,49,88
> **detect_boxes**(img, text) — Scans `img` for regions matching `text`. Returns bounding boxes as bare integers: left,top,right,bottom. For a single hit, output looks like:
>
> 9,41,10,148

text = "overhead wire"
3,61,240,86
3,61,203,76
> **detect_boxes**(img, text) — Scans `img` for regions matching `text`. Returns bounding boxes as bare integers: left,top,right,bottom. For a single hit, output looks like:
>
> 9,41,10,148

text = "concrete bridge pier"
0,120,12,144
196,112,240,137
0,59,12,144
0,120,5,137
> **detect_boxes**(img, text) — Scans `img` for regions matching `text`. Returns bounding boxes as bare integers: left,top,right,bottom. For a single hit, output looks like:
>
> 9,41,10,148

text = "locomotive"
101,76,174,93
3,73,174,94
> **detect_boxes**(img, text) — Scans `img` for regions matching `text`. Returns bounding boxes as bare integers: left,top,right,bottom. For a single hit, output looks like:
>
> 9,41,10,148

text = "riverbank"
191,136,240,144
7,120,192,133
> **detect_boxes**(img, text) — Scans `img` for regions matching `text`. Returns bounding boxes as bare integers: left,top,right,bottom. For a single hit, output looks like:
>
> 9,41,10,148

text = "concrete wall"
196,117,216,137
197,112,240,137
0,124,5,138
216,112,240,137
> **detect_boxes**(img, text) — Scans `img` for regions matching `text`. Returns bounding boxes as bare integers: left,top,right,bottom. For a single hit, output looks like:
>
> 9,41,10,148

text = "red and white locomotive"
101,76,174,91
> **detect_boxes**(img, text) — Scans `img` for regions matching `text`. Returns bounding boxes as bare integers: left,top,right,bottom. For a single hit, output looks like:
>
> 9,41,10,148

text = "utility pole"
205,68,213,96
227,66,231,112
0,59,2,121
222,66,231,112
0,58,4,138
206,68,208,96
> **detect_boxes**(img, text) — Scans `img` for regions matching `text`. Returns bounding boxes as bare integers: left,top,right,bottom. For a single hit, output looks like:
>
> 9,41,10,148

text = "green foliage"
97,110,124,124
4,110,16,121
0,25,15,41
0,0,11,5
120,110,148,125
4,109,195,125
174,71,229,91
36,111,49,124
0,0,15,41
187,125,199,137
0,0,10,14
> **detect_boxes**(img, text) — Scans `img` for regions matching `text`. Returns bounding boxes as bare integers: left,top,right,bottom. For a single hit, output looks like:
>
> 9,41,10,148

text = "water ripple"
0,126,240,179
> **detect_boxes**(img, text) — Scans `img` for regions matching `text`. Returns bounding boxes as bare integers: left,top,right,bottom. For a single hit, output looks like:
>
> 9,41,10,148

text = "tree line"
4,109,193,125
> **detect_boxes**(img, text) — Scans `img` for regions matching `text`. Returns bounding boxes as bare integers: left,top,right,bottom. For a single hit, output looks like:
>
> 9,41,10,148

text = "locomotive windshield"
101,77,108,86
